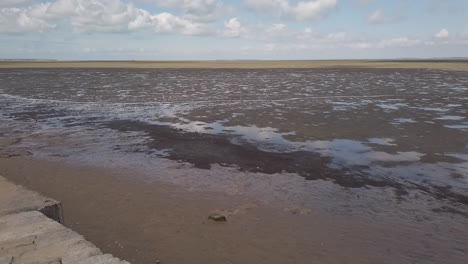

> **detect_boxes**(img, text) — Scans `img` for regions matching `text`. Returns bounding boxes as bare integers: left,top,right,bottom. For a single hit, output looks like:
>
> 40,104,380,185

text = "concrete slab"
0,175,131,263
0,211,130,264
0,176,63,223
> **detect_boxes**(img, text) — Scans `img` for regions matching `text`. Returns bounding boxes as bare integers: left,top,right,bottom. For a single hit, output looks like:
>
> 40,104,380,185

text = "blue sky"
0,0,467,60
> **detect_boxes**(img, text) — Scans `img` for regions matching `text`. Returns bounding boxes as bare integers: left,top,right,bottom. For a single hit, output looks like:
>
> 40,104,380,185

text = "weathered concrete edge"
0,175,64,223
39,201,64,224
0,175,130,263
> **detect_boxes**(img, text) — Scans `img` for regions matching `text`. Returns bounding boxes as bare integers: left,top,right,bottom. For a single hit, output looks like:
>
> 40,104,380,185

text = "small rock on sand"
208,213,227,222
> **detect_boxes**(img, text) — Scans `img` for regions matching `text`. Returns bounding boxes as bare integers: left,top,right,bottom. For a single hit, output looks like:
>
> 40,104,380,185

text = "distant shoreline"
1,60,468,70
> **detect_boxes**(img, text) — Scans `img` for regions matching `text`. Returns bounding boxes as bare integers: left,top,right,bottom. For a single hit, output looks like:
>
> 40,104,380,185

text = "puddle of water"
447,153,468,161
391,118,417,124
150,119,426,169
436,116,466,121
444,124,468,130
307,139,423,168
368,138,397,146
327,101,365,111
154,120,296,147
376,103,407,111
418,107,450,112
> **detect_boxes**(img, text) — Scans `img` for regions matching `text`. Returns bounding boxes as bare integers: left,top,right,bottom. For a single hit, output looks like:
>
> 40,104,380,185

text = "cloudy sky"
1,0,467,60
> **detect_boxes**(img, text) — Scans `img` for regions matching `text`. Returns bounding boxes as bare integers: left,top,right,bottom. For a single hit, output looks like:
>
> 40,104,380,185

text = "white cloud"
244,0,287,12
266,23,286,34
0,0,154,33
296,28,347,44
245,0,337,21
0,6,55,33
291,0,337,20
462,26,468,39
326,31,347,42
368,9,399,24
220,17,246,38
297,27,315,40
145,0,225,22
434,28,449,40
349,42,373,49
264,23,288,39
0,0,210,34
376,37,422,48
152,12,210,35
67,0,153,33
224,22,294,41
348,37,423,50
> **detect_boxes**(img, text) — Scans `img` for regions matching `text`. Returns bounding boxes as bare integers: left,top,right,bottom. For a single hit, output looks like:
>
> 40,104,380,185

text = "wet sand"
1,157,467,264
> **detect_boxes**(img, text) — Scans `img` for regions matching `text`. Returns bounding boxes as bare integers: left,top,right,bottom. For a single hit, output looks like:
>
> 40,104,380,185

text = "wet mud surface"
106,119,468,206
1,68,467,203
1,68,468,263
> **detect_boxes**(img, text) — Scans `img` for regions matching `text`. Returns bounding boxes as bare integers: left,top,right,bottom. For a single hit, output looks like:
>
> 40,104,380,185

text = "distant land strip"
1,60,468,70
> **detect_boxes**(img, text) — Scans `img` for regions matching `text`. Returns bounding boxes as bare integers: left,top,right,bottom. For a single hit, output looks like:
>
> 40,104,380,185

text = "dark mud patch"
103,122,438,194
105,120,468,206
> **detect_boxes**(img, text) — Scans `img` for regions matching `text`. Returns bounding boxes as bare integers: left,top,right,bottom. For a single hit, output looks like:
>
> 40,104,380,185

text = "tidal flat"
1,59,468,70
0,66,467,264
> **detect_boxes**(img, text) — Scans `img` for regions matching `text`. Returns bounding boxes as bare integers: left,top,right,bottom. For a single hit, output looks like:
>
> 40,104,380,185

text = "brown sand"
1,60,468,71
1,157,467,264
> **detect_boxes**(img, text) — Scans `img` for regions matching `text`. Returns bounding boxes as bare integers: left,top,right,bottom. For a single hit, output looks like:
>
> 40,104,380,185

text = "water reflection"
435,116,465,121
145,119,467,195
376,103,407,111
444,124,468,131
368,138,396,146
391,118,417,124
152,120,430,169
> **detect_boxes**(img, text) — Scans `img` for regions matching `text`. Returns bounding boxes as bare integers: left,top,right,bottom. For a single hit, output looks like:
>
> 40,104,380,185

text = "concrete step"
0,176,63,223
0,175,130,264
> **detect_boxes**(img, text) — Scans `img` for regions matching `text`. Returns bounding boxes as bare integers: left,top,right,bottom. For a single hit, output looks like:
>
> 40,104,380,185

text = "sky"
0,0,467,60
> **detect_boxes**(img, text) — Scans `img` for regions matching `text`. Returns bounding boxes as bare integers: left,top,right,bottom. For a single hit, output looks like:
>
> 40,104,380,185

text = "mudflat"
1,60,468,70
0,67,467,263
